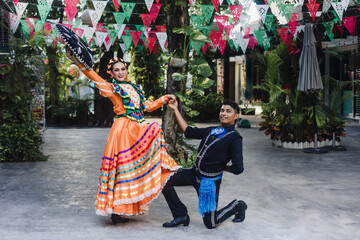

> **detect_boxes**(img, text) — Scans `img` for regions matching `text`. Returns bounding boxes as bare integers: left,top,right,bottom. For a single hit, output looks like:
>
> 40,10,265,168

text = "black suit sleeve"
229,135,244,175
184,126,208,139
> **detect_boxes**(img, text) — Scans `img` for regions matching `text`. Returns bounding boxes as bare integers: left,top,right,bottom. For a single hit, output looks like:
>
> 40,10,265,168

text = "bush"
189,92,223,121
256,43,352,143
48,96,92,126
0,36,47,162
0,99,47,162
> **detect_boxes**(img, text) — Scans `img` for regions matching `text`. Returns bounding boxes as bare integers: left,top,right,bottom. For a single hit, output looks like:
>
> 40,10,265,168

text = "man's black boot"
233,200,247,222
163,214,190,227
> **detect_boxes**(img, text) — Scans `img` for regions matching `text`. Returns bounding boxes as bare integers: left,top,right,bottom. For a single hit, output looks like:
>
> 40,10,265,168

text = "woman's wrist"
163,95,169,103
76,63,86,70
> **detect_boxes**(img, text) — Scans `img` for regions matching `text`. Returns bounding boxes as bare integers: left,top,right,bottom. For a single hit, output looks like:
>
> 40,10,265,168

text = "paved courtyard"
0,117,359,240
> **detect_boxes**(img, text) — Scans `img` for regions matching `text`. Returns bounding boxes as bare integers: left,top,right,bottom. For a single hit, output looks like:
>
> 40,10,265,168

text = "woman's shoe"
111,214,129,225
163,214,190,227
233,200,247,222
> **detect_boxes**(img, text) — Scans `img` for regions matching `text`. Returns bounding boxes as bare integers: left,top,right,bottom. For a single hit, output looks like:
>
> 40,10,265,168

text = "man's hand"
167,98,188,133
168,98,178,111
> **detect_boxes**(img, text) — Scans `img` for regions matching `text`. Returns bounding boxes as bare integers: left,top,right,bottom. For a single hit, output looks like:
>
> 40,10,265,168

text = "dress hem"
95,165,181,216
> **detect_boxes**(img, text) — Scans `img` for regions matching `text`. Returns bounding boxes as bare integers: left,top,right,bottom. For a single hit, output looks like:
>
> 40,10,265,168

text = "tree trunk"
162,0,189,161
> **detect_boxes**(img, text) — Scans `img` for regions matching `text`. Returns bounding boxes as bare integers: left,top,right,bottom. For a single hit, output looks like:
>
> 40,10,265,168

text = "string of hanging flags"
7,0,360,55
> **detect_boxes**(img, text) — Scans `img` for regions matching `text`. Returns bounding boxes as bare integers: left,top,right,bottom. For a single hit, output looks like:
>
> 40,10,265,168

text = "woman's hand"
66,50,81,65
167,94,176,101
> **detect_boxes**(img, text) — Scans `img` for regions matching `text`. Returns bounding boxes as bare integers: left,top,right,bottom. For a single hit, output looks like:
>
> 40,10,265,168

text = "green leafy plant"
321,75,358,141
187,92,223,121
178,150,197,168
0,36,47,162
171,26,216,119
129,46,166,116
255,43,355,144
48,95,93,126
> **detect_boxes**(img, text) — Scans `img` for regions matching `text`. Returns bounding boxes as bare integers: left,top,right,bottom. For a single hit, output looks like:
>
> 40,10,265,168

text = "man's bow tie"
210,127,225,138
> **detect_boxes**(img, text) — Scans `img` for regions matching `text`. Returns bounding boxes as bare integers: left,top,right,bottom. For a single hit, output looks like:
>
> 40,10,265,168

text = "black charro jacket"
184,124,244,178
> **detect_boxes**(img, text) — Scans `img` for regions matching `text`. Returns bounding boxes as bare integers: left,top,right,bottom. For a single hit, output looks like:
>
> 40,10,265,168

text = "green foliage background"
0,37,47,162
255,43,352,143
129,47,166,101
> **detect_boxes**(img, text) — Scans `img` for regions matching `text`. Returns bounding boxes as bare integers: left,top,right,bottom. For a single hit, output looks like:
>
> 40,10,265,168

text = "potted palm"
254,43,352,150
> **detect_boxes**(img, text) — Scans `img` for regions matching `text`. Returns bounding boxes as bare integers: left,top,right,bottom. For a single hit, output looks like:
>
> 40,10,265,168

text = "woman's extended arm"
143,94,176,112
66,50,113,98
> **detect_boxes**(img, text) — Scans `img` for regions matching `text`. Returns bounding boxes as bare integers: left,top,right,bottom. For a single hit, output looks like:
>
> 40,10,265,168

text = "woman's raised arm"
66,50,113,98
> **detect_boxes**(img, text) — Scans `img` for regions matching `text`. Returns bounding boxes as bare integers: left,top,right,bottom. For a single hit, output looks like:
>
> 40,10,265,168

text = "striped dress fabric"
77,64,180,216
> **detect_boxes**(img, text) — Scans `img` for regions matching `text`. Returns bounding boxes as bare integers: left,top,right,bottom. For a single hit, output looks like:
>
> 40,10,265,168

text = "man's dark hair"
222,100,240,114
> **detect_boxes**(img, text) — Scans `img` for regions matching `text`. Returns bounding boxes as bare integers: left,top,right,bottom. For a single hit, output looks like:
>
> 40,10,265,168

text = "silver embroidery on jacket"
196,130,235,177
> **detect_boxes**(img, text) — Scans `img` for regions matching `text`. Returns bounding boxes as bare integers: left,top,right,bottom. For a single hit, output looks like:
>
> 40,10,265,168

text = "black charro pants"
162,168,240,229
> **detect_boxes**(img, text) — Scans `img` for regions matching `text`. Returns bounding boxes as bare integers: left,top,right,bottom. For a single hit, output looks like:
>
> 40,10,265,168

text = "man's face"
219,105,239,127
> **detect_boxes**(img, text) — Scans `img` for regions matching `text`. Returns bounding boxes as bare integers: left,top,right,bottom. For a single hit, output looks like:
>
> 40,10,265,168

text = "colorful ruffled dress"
77,63,180,216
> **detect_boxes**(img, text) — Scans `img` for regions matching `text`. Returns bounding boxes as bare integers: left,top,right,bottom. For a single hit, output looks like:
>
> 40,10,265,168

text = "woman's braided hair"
107,57,127,77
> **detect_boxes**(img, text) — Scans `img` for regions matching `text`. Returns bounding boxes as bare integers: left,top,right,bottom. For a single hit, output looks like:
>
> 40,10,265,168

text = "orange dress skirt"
95,117,180,216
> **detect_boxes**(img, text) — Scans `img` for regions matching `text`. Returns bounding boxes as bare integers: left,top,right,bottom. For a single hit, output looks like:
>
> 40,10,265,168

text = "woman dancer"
66,51,180,224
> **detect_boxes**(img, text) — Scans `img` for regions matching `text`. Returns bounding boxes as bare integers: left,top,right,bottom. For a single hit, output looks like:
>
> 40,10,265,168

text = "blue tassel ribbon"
198,174,222,217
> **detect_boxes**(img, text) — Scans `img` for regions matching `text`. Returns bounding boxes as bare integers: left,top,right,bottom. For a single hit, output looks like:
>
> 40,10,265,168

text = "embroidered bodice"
119,83,141,109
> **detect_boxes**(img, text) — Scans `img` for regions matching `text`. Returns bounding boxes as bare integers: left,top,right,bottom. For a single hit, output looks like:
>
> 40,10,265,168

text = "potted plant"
241,102,256,115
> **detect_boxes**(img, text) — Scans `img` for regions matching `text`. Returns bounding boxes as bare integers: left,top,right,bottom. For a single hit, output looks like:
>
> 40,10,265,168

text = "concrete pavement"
0,117,359,240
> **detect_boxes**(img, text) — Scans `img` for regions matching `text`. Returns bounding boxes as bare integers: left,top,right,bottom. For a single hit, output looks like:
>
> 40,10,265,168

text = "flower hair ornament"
107,57,127,77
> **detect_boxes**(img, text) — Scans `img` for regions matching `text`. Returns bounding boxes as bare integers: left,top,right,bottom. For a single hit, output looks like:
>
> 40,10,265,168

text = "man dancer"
162,99,247,229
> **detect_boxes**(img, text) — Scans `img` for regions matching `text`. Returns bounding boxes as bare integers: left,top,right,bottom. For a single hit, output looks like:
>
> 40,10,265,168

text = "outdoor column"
325,52,330,105
224,47,230,99
235,61,240,103
216,59,224,94
240,58,246,103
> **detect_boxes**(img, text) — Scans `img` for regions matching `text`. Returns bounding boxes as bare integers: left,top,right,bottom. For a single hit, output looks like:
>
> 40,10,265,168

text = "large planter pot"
279,140,340,149
237,119,251,128
271,139,282,147
282,141,288,148
331,140,340,146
